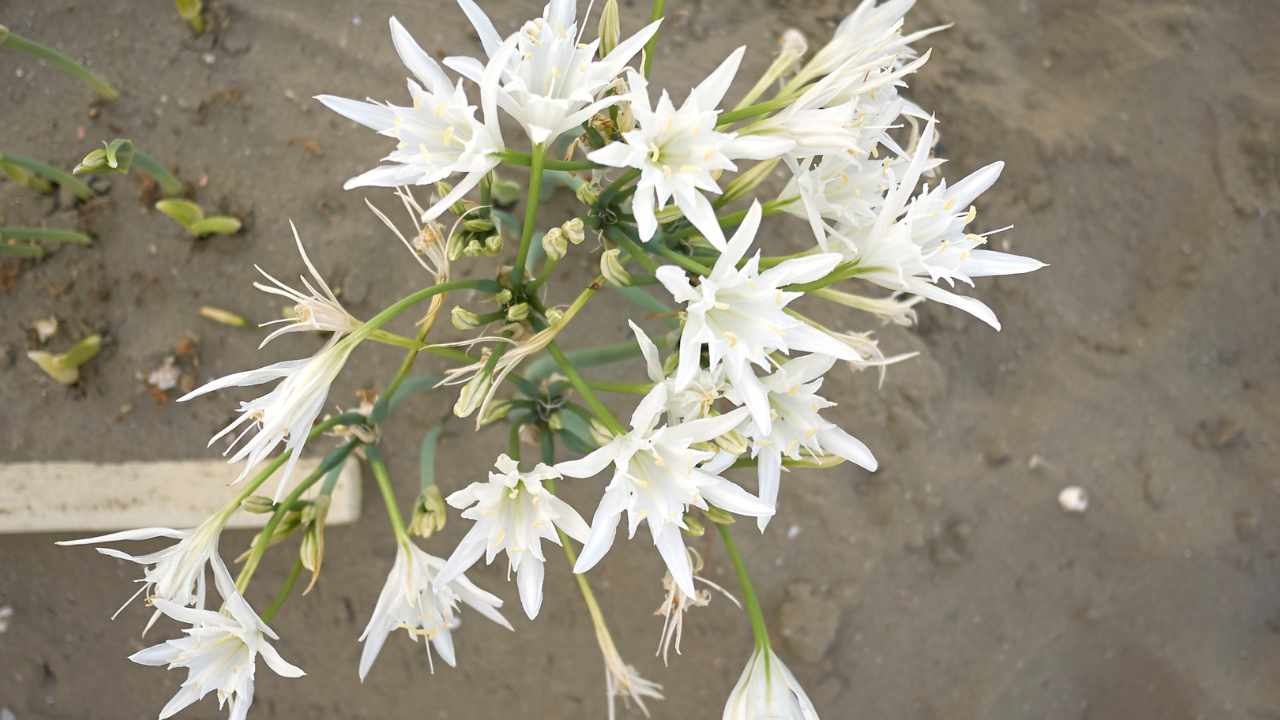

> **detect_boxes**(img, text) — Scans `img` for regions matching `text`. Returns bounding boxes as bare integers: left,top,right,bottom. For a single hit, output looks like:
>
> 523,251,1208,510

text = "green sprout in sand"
0,24,118,101
74,139,186,198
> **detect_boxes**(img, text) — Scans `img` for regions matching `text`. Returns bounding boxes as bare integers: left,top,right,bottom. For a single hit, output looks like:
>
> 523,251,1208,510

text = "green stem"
132,150,185,197
598,168,640,207
0,226,91,245
547,341,626,436
496,150,595,172
528,253,561,293
0,152,94,200
605,225,659,274
236,440,359,592
716,522,771,651
525,337,643,382
260,558,304,623
653,243,711,275
512,143,547,293
641,0,667,77
366,446,409,543
0,27,119,100
716,95,793,127
351,278,498,347
586,379,653,394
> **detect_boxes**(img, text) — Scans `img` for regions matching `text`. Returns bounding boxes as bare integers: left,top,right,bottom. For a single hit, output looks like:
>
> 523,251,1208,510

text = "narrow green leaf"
418,425,444,491
0,243,44,258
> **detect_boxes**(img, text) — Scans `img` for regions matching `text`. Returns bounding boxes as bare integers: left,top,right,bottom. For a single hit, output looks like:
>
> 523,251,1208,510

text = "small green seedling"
74,139,186,197
27,333,101,385
0,227,92,258
0,24,118,101
0,151,94,201
156,199,242,238
175,0,206,34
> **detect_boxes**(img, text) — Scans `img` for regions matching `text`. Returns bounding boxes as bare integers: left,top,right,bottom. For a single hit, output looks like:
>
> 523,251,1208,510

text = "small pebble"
786,525,801,540
202,53,216,65
1058,486,1088,513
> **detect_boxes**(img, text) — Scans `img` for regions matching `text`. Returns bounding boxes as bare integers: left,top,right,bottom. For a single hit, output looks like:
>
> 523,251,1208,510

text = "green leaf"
103,138,135,171
0,242,44,258
557,410,598,454
189,216,242,237
155,198,204,228
418,425,444,491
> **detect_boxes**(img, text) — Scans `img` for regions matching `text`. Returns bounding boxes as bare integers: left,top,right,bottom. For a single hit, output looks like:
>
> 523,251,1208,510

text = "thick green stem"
716,95,793,127
0,152,93,200
512,143,547,293
352,278,498,347
260,558,303,623
547,341,626,435
605,225,659,274
132,150,185,197
0,27,119,100
716,522,771,651
366,447,409,543
641,0,667,77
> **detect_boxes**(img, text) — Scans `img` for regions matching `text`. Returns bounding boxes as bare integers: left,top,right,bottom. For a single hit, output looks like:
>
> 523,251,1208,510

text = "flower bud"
542,227,568,261
682,513,706,537
780,28,808,63
546,411,565,431
454,369,493,418
240,495,276,514
545,307,565,325
561,217,586,245
506,302,531,322
478,398,513,427
451,306,483,330
409,485,447,538
446,229,466,260
483,233,503,255
463,239,485,257
299,524,321,572
704,506,736,525
574,182,600,206
463,217,495,234
600,248,631,287
493,289,513,306
490,177,522,206
719,158,780,207
597,0,620,57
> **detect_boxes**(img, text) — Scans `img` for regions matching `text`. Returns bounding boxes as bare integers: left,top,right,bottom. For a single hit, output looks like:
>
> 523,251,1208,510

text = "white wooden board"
0,457,361,533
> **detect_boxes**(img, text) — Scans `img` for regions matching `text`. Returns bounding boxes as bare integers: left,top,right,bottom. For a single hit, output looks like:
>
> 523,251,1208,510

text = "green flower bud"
446,229,466,261
561,217,586,245
598,0,620,57
478,399,513,427
574,182,601,206
704,506,736,525
600,247,632,287
714,427,750,456
463,239,485,257
483,233,503,255
409,485,448,538
462,217,495,234
542,227,568,261
491,177,522,206
451,305,483,330
506,302,531,322
682,513,706,538
240,495,276,514
493,289,513,306
545,307,565,325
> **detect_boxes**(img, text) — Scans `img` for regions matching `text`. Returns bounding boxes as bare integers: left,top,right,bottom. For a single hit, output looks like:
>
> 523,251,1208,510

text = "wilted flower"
254,222,358,347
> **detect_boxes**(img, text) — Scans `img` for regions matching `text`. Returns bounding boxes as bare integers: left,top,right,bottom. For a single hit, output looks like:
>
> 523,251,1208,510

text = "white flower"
723,646,819,720
359,540,511,679
781,152,898,250
253,222,358,348
831,118,1046,329
588,49,793,248
556,397,769,599
57,514,226,630
315,17,507,221
792,0,938,96
629,320,725,424
655,201,860,435
129,557,304,720
435,454,590,620
728,354,877,530
178,334,356,500
446,0,661,144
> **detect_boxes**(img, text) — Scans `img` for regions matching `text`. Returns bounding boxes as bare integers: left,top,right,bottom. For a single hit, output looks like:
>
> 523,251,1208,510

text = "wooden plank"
0,458,361,533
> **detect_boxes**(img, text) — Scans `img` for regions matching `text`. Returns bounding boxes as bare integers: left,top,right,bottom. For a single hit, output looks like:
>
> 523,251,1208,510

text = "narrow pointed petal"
516,556,545,620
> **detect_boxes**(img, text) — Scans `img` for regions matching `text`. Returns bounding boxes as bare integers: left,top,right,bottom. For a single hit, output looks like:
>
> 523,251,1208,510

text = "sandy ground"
2,0,1280,717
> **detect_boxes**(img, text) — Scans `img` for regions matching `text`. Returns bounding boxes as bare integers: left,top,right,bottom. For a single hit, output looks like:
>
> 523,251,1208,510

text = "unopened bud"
506,302,531,322
451,306,483,330
493,289,513,306
720,158,780,207
542,227,568,260
454,369,493,418
299,525,321,572
682,513,706,537
463,217,495,234
546,411,565,432
600,248,631,287
479,398,513,427
463,239,485,257
704,506,736,525
545,307,565,325
490,177,522,206
780,28,808,62
410,485,447,538
575,182,600,206
561,218,586,245
598,0,620,57
240,495,275,514
483,233,503,255
446,229,466,260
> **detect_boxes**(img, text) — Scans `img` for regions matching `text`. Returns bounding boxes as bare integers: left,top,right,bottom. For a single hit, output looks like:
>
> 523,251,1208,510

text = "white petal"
435,524,488,587
573,498,624,574
629,320,664,382
176,359,307,401
690,46,744,110
633,181,659,241
947,161,1003,210
388,17,451,94
157,684,204,720
676,187,727,250
713,201,763,278
913,280,1001,330
960,249,1046,277
313,95,394,131
259,641,306,678
556,445,617,479
455,0,504,57
516,556,545,620
760,253,842,287
701,474,776,519
56,526,186,545
357,622,391,681
755,448,782,532
630,383,669,433
817,427,878,471
588,141,635,168
653,525,696,598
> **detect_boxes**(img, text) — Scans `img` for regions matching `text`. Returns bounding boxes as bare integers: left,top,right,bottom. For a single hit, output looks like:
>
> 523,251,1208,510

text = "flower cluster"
62,1,1044,718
